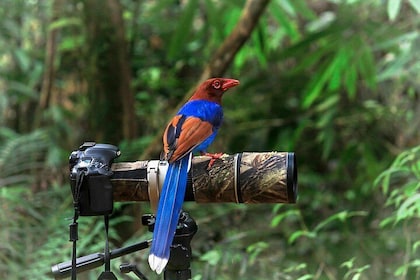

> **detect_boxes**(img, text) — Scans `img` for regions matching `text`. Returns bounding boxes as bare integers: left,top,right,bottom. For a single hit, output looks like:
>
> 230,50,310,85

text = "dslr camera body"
69,142,120,216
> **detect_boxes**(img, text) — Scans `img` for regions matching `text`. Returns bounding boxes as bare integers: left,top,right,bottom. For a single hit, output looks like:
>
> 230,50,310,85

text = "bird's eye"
212,80,221,89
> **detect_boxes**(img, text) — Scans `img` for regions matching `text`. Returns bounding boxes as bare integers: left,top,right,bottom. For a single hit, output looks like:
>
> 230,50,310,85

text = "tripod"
51,211,198,280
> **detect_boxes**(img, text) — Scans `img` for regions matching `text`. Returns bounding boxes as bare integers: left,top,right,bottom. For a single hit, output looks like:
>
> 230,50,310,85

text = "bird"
148,78,240,274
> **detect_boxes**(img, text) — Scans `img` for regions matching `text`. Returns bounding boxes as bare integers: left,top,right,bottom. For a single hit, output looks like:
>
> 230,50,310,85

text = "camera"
69,142,120,216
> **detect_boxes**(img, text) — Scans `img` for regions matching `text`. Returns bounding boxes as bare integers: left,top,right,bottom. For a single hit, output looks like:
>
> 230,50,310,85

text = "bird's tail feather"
148,154,191,274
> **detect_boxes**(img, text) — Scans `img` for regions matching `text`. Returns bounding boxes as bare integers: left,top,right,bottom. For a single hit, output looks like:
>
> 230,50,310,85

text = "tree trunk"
39,0,61,111
82,0,137,143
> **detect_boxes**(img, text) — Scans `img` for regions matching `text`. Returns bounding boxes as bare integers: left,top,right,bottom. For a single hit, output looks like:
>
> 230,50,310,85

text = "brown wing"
162,115,213,163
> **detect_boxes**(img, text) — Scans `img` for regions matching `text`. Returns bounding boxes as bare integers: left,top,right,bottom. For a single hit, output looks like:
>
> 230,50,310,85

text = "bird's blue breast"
178,100,223,152
178,100,223,129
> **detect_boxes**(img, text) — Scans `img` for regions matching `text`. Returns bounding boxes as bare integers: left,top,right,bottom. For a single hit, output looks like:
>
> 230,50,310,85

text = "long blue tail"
148,154,191,274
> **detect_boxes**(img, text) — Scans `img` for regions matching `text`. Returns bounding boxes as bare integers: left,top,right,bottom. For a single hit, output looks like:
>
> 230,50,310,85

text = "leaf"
13,49,31,72
314,211,367,232
375,146,420,194
270,2,300,41
328,48,348,91
394,264,406,276
48,17,82,30
284,263,307,273
288,230,316,244
291,47,327,74
357,45,376,89
247,241,269,264
413,241,420,253
279,0,296,16
0,127,18,139
271,209,300,227
302,41,352,108
271,204,284,214
394,260,420,276
374,168,400,194
408,0,420,13
279,25,342,60
341,257,356,269
289,0,316,20
387,0,401,21
297,275,314,280
251,23,268,67
302,59,334,108
168,0,198,60
396,193,420,220
200,250,221,266
203,0,221,39
377,50,411,81
59,35,84,51
373,31,418,51
344,63,358,98
314,95,339,113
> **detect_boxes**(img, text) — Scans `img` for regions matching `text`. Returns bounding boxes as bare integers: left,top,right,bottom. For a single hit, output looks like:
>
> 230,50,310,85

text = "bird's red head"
189,78,240,104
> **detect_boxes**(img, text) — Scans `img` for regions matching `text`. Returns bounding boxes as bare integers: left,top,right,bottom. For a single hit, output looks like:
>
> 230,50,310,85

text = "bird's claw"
201,152,224,169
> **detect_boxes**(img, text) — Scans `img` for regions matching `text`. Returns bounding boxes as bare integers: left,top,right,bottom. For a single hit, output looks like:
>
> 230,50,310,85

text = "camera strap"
70,170,86,280
104,214,112,272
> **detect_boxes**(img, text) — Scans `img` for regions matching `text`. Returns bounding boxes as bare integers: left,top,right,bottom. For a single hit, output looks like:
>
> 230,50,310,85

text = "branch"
111,152,297,204
199,0,271,80
140,0,271,160
38,0,62,111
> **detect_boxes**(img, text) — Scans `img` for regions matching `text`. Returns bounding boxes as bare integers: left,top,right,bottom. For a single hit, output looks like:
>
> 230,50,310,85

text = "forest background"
0,0,419,279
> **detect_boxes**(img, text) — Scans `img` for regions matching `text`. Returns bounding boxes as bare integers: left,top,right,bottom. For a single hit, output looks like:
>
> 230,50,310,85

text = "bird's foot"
201,152,224,169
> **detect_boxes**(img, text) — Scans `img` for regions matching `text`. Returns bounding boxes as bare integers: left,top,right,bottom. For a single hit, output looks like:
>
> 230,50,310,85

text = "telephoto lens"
111,152,297,204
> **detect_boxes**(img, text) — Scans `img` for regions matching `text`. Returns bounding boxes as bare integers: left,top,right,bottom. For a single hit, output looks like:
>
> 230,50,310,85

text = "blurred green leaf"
246,241,268,264
289,0,316,20
59,35,84,51
357,44,376,88
387,0,402,21
288,230,316,244
328,48,348,91
168,0,198,60
302,56,337,108
297,275,314,280
13,49,31,72
270,2,300,41
344,62,358,97
200,250,221,266
408,0,420,12
271,209,300,227
314,211,367,232
341,257,356,269
49,17,82,30
396,192,420,222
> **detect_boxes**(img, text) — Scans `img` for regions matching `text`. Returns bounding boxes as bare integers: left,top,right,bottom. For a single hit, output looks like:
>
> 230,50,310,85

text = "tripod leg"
164,211,197,280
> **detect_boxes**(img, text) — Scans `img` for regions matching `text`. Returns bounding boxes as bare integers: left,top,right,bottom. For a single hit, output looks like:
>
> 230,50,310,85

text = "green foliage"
0,128,51,187
341,257,371,280
387,0,420,21
375,145,420,278
376,146,420,226
0,184,132,279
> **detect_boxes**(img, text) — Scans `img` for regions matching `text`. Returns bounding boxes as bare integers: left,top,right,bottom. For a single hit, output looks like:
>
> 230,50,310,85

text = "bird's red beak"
222,79,240,91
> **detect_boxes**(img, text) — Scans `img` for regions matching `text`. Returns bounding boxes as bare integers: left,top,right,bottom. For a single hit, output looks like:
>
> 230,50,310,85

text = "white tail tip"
148,254,169,274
